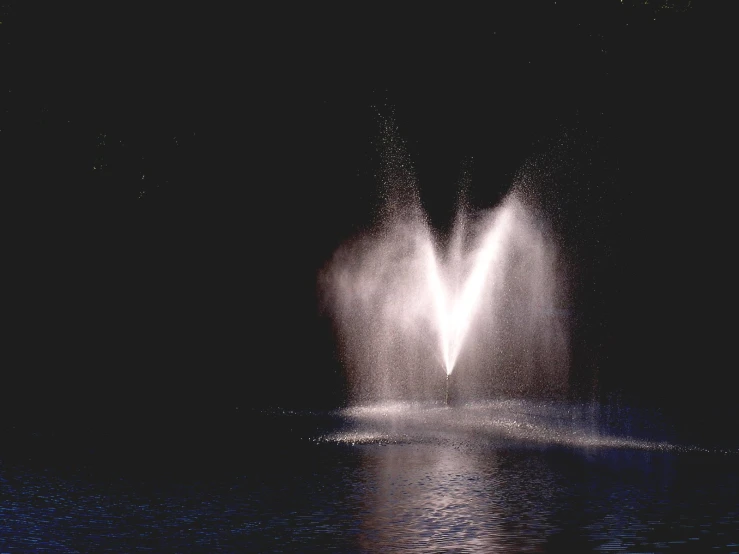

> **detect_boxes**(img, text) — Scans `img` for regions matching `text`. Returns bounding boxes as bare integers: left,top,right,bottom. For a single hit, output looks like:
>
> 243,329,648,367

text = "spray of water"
320,123,569,403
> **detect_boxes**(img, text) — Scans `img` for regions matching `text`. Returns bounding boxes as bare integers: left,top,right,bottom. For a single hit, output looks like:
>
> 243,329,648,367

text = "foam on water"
315,401,722,454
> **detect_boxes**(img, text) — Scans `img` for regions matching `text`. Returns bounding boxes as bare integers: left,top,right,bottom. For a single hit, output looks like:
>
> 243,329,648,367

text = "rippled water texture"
1,401,737,552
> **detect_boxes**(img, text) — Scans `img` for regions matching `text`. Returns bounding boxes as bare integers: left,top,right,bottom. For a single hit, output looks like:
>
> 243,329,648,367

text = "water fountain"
319,120,570,406
315,120,716,457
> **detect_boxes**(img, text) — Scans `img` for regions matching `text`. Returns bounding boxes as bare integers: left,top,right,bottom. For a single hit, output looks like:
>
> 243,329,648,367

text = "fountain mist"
320,126,569,404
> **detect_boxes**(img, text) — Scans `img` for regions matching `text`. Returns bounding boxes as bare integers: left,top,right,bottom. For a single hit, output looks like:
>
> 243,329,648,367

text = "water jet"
320,125,569,405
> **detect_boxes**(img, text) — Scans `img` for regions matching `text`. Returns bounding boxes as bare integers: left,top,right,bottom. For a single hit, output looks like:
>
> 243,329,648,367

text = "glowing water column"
425,208,513,404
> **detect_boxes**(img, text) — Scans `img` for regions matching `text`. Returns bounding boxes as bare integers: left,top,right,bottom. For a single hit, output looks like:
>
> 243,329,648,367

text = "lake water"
1,401,737,552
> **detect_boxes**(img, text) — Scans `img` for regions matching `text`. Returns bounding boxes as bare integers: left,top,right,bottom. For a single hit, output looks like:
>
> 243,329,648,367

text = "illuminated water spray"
427,206,514,376
320,123,569,404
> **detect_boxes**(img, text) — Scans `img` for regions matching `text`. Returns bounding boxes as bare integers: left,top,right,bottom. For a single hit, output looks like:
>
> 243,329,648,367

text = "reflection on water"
352,442,739,552
1,401,738,552
328,401,739,552
357,443,559,552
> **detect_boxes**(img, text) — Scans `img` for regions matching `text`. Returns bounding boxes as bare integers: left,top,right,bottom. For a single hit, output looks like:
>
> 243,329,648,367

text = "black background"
2,2,736,444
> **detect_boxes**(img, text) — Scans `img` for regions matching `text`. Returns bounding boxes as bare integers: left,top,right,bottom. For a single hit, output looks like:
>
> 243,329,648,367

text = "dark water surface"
1,402,737,552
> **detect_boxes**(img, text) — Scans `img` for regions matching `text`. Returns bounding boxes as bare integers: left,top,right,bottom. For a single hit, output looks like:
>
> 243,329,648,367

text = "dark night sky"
2,2,736,435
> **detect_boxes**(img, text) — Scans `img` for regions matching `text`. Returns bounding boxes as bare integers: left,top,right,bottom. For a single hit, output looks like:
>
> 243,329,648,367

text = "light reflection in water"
1,402,737,552
356,443,559,552
313,401,738,550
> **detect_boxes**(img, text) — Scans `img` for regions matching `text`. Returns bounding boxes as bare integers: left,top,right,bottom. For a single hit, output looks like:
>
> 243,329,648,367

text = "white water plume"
320,129,569,404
